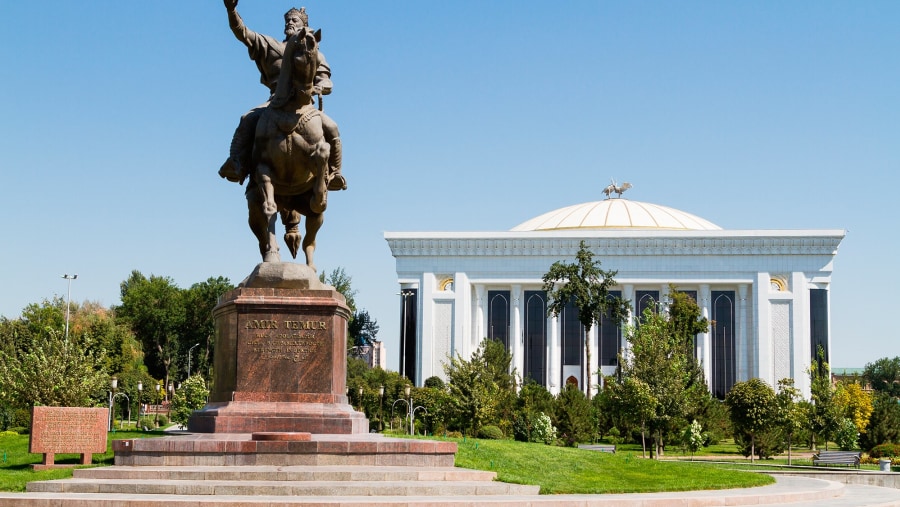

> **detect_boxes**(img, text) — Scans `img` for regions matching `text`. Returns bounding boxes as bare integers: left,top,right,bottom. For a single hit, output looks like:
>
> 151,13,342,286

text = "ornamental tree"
542,241,628,399
726,378,776,463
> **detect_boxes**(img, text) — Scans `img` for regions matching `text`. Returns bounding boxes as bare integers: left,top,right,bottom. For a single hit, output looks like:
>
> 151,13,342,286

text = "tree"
443,338,515,435
319,267,357,313
864,357,900,398
0,329,109,408
682,419,704,460
542,240,628,399
808,347,841,450
773,378,804,464
834,381,873,436
726,378,776,463
554,383,593,446
513,380,555,443
169,374,210,427
180,277,233,380
116,271,186,388
349,309,379,348
603,376,657,458
618,306,703,458
861,392,900,451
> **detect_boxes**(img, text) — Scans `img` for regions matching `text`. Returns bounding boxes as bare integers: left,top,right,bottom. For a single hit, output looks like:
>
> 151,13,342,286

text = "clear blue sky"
1,1,897,371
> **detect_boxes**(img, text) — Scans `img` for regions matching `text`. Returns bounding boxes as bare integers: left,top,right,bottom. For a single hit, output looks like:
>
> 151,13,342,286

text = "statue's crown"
284,7,308,26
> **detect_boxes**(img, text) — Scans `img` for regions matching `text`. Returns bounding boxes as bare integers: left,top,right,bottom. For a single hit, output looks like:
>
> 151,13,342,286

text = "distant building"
351,341,386,369
831,367,870,391
386,197,844,399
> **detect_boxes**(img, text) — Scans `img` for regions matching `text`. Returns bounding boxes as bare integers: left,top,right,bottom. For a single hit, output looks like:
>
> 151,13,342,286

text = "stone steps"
27,465,538,497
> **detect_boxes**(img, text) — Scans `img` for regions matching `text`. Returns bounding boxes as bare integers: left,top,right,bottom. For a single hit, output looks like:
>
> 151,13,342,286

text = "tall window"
400,289,418,382
810,289,829,363
561,298,583,372
524,291,547,385
487,291,510,350
599,291,622,367
711,291,735,399
635,290,660,324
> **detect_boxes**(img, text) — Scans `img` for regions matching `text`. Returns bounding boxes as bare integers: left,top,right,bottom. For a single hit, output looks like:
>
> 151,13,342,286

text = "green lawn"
446,436,774,494
0,430,166,492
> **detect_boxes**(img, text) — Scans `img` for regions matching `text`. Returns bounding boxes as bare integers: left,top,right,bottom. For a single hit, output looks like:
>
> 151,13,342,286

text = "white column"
474,284,486,353
793,272,812,398
699,284,712,392
588,325,599,397
548,314,560,395
511,285,524,379
419,273,436,386
752,275,769,385
621,284,635,358
454,272,470,360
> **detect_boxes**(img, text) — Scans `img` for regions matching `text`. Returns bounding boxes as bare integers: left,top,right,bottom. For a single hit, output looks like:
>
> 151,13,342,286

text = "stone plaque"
29,406,108,469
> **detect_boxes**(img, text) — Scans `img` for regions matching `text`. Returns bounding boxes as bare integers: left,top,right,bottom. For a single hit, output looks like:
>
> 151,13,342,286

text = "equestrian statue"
218,1,344,270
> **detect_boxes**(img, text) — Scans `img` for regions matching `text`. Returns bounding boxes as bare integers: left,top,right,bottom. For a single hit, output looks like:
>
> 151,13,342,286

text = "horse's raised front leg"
256,164,278,217
247,187,280,263
302,211,324,272
309,140,330,214
253,163,281,262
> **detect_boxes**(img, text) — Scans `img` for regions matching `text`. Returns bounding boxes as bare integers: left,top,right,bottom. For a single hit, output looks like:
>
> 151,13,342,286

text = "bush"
478,425,504,440
606,427,622,446
424,376,445,389
835,418,859,451
446,431,462,438
734,426,785,459
155,414,169,426
869,443,900,459
532,412,557,445
7,427,27,435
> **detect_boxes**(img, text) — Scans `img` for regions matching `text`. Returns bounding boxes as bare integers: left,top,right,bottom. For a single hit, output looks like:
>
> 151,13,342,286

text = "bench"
578,444,616,453
812,450,860,469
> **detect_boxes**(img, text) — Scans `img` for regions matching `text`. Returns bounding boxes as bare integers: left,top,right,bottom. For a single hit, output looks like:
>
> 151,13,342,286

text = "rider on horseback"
218,0,346,192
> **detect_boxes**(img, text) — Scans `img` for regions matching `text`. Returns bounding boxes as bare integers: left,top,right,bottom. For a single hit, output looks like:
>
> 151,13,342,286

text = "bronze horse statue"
245,28,336,269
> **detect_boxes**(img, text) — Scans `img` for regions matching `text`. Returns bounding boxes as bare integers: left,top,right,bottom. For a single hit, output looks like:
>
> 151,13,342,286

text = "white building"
385,198,844,399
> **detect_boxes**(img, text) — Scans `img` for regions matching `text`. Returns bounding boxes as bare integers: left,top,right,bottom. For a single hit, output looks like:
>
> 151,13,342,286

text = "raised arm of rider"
225,0,256,45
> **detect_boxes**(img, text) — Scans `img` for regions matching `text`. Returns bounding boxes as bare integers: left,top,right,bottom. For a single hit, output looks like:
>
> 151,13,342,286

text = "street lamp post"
154,383,161,427
137,381,143,427
167,382,174,420
358,386,364,413
113,392,131,430
187,343,199,377
390,385,427,436
61,274,77,339
109,376,117,431
378,385,384,431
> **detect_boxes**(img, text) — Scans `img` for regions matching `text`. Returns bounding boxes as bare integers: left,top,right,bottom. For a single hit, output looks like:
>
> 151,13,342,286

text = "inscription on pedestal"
244,319,326,363
236,313,336,394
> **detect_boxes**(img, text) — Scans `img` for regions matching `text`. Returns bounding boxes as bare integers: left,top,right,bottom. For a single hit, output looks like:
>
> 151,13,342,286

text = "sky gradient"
1,1,897,372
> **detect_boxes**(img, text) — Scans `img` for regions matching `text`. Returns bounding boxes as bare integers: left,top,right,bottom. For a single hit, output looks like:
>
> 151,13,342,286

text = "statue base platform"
113,432,457,467
188,265,364,434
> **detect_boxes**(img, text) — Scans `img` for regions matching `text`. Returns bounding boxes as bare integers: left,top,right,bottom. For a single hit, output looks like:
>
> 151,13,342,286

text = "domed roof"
511,199,722,232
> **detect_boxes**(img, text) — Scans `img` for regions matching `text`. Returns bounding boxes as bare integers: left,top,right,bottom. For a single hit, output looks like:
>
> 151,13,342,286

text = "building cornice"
385,230,845,257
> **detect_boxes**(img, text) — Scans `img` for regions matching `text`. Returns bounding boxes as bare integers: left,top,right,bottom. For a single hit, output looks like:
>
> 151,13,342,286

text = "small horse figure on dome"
245,27,338,269
602,179,632,199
